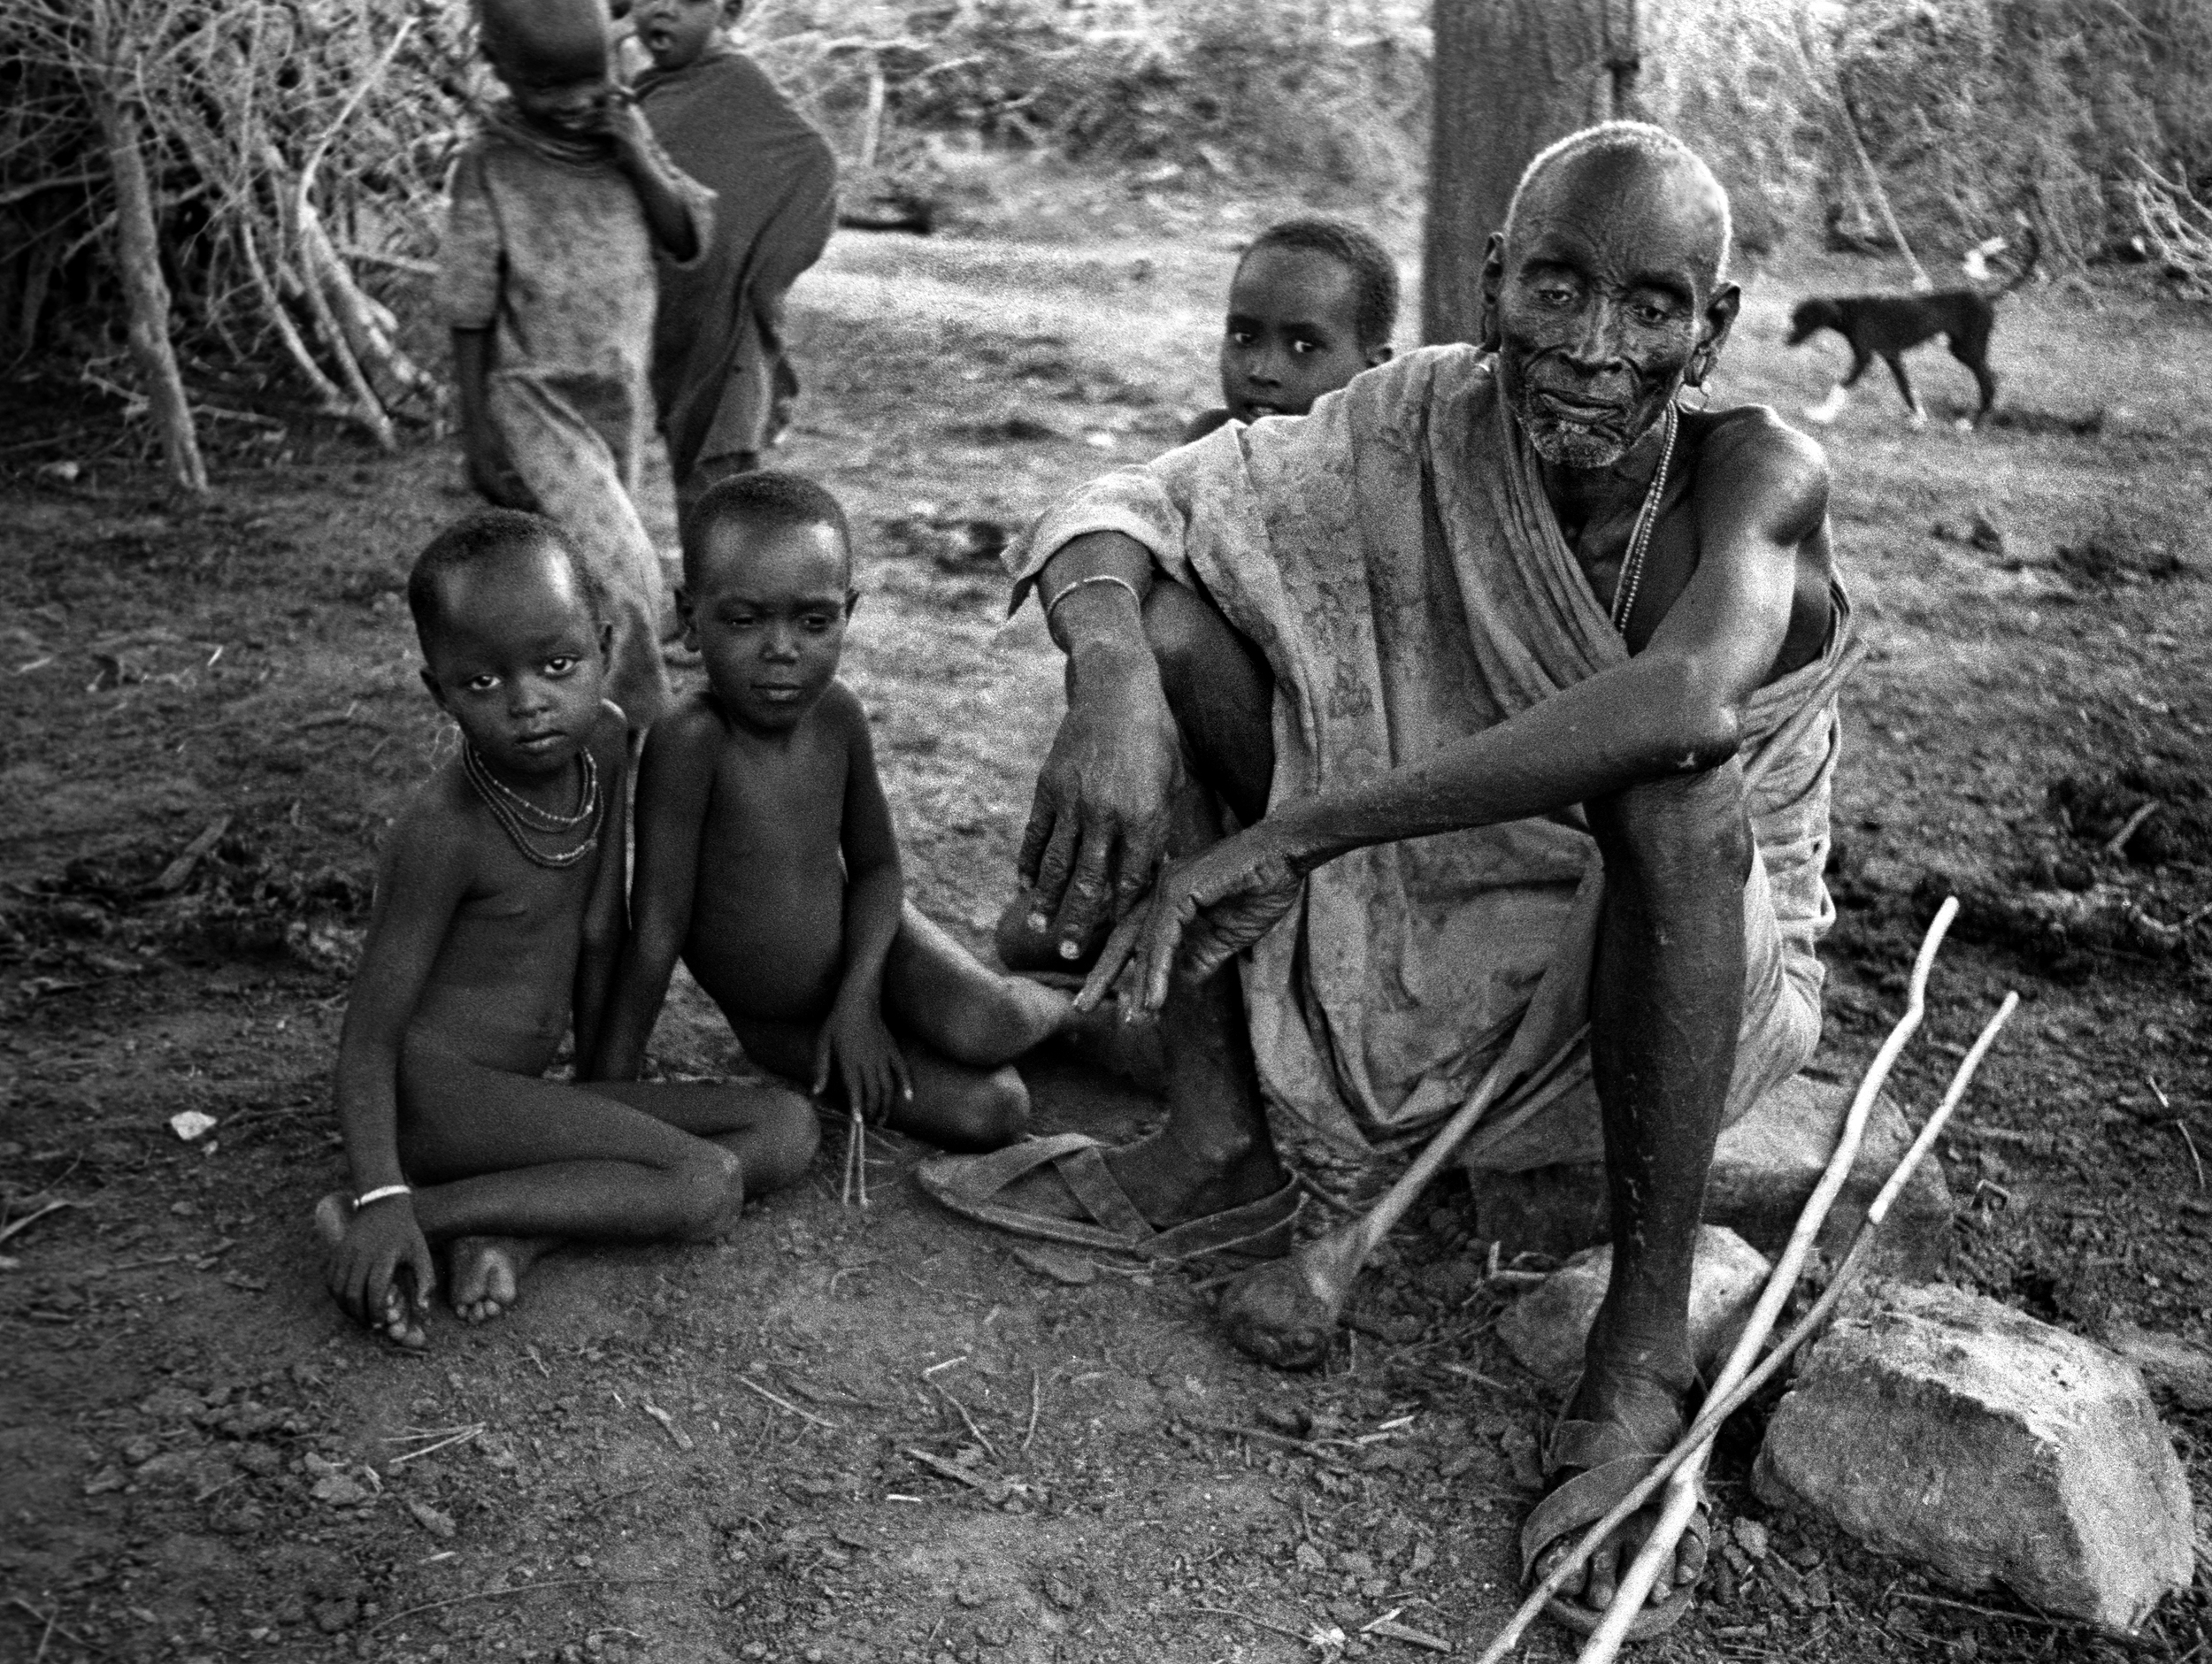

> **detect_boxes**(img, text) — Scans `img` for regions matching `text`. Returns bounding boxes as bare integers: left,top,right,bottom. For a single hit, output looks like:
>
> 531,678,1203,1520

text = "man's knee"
1591,764,1753,889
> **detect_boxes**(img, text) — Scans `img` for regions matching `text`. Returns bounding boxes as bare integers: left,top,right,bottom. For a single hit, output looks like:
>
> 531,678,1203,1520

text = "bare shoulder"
816,679,873,748
380,763,481,887
640,692,722,762
1690,403,1828,486
1685,404,1830,539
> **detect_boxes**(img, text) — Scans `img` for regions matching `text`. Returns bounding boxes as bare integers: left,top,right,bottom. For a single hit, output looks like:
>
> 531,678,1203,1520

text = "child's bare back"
593,472,1072,1151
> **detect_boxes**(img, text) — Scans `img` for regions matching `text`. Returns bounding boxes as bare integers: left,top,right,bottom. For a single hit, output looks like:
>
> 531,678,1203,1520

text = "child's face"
1218,245,1387,424
419,543,610,778
491,43,617,139
633,0,727,72
680,519,856,733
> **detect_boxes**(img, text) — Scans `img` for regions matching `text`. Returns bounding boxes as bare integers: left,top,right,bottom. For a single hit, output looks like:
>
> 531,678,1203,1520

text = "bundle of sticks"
1476,896,2018,1663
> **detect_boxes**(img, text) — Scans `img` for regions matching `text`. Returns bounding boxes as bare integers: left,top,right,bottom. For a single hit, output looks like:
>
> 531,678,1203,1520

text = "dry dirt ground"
4,165,2212,1664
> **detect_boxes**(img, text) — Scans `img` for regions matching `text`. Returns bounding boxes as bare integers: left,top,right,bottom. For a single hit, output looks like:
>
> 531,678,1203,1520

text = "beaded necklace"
1608,402,1680,638
463,742,603,870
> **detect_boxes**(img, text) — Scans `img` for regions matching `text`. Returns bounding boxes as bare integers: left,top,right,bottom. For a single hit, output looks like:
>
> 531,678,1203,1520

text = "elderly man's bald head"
1504,122,1732,291
1478,123,1740,472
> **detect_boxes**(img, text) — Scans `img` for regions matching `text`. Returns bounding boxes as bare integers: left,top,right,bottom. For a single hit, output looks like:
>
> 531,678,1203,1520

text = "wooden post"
90,79,208,495
1421,0,1632,346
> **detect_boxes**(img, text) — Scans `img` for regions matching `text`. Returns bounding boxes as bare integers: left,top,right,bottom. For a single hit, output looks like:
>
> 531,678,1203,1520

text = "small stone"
406,1499,456,1539
1498,1225,1770,1388
311,1599,357,1635
1753,1281,2193,1632
1732,1518,1770,1560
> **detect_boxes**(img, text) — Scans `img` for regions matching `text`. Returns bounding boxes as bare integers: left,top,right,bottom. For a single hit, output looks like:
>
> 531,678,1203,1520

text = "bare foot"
1529,1368,1709,1627
446,1237,553,1324
314,1192,426,1350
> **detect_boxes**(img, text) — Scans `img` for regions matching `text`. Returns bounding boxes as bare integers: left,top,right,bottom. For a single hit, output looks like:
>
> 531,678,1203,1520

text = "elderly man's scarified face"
1484,133,1740,471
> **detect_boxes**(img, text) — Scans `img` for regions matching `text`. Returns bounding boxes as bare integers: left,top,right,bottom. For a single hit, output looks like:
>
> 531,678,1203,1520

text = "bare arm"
570,708,633,1075
451,327,503,502
1015,530,1185,949
1091,421,1832,1010
327,800,473,1329
590,706,714,1080
604,99,704,262
818,688,912,1116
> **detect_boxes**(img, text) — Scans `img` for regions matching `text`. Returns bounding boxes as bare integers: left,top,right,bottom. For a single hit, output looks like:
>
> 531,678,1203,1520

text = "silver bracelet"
355,1184,411,1208
1041,571,1142,623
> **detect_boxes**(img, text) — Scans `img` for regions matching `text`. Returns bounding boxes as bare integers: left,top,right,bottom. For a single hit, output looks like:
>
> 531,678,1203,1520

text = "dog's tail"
1998,216,2042,295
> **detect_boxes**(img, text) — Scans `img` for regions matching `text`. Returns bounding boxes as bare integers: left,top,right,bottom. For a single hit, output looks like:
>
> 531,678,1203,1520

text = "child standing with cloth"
439,0,714,731
628,0,839,515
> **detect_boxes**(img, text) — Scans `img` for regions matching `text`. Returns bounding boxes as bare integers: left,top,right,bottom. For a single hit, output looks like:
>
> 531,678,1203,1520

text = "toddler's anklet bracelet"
355,1185,411,1208
1041,572,1141,623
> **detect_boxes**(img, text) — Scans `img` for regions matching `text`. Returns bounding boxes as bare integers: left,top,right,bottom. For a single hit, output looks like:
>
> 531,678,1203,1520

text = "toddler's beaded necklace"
1607,402,1679,637
463,742,603,869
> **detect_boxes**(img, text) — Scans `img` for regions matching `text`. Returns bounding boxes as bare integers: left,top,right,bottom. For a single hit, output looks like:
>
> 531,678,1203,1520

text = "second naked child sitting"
592,472,1072,1146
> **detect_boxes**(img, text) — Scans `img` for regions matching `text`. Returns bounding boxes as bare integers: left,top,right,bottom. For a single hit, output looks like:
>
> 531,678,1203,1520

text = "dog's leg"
1804,348,1867,426
1883,354,1926,428
1950,336,1999,429
1803,382,1849,426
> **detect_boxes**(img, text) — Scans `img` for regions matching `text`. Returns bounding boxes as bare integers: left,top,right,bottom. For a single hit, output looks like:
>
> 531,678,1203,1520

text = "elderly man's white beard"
1521,417,1633,471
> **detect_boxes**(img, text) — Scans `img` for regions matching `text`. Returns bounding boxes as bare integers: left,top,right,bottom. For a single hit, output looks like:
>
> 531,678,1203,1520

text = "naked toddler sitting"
592,472,1072,1146
318,509,818,1348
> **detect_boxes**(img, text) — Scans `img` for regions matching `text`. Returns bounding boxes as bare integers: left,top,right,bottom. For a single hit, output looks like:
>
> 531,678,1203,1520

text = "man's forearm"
1034,531,1156,659
1273,653,1747,871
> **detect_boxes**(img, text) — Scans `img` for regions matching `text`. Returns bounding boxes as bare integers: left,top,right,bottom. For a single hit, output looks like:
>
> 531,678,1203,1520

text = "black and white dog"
1787,224,2039,431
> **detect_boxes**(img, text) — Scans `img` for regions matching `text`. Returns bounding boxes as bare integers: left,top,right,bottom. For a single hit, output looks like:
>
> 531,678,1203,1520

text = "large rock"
1752,1281,2193,1633
1499,1225,1771,1389
1471,1074,1953,1275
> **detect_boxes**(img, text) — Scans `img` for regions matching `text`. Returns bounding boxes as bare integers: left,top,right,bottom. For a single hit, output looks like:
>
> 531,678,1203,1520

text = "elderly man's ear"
1691,283,1743,384
1478,231,1507,353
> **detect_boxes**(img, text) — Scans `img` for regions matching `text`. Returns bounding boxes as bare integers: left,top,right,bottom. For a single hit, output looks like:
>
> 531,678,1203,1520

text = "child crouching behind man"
319,510,817,1349
592,472,1071,1146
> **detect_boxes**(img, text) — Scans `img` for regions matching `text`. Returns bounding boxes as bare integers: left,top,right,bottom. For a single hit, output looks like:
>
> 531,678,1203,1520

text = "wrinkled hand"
1079,822,1306,1016
813,995,912,1124
1017,648,1182,959
327,1199,434,1350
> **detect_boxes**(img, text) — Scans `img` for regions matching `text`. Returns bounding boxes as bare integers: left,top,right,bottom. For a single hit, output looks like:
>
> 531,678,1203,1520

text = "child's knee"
672,1142,747,1241
938,1067,1030,1153
936,980,1066,1068
732,1092,818,1200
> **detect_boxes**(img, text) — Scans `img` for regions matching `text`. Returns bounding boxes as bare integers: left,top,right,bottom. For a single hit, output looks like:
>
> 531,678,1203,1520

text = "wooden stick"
1571,902,1973,1664
930,1379,998,1461
0,1198,78,1247
734,1373,834,1430
1473,901,1966,1664
2104,801,2160,859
